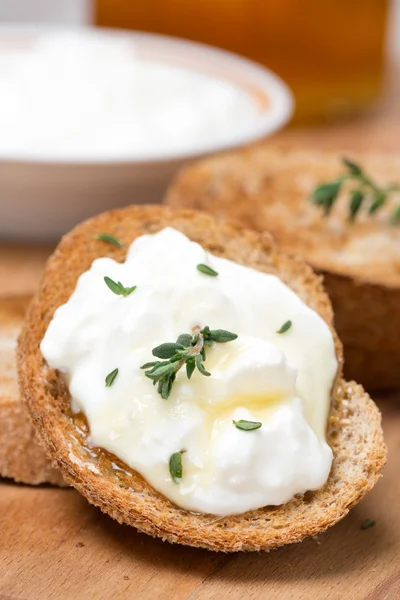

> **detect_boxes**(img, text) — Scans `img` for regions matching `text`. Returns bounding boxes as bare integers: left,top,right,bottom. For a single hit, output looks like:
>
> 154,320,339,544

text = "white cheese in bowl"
0,30,260,160
41,228,337,516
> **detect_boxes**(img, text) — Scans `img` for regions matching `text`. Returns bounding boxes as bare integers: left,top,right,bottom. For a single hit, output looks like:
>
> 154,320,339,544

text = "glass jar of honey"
95,0,389,124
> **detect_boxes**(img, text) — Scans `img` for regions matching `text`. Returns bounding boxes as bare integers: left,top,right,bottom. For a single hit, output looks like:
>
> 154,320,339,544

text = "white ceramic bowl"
0,26,293,241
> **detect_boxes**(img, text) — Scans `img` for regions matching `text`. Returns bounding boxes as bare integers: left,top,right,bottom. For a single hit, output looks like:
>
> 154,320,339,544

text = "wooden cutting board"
0,248,399,600
0,397,398,600
1,87,400,597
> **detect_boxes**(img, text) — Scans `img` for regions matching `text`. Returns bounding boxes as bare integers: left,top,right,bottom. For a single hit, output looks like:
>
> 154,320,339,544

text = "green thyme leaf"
349,190,365,220
309,181,342,214
160,376,174,400
391,205,400,225
176,333,192,347
197,263,218,277
392,208,400,225
369,192,386,214
169,450,184,482
152,342,184,359
342,157,363,176
140,361,158,370
276,320,292,334
104,276,122,294
105,368,118,387
195,354,211,377
143,361,177,380
205,329,238,343
361,518,376,530
104,276,136,297
156,372,176,399
186,358,196,379
233,420,262,431
95,233,122,248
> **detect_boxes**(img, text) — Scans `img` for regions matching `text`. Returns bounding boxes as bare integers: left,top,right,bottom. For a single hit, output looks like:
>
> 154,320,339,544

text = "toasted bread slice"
0,296,65,486
166,147,400,389
18,206,386,551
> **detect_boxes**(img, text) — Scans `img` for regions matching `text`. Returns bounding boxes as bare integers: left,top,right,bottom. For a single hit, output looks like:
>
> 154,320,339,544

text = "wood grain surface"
0,254,398,600
1,79,399,600
0,396,398,600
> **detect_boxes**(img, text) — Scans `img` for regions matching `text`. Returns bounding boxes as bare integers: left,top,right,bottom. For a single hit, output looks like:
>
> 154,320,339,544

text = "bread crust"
166,147,400,389
0,296,65,486
18,205,386,551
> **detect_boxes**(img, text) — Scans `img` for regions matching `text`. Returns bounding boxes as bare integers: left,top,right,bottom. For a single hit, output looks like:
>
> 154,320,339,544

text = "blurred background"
96,0,396,124
0,0,399,124
0,0,399,252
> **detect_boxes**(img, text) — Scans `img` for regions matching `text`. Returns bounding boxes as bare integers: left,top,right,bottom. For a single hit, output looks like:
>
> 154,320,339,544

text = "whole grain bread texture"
18,205,386,552
166,147,400,389
0,296,65,485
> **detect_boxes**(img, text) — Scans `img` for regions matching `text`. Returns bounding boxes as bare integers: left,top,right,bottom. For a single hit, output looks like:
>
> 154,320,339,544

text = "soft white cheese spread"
41,227,337,515
0,31,259,160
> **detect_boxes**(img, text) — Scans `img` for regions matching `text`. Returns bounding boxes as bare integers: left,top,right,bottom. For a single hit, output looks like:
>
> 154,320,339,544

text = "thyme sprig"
141,325,238,399
104,276,136,297
309,157,400,223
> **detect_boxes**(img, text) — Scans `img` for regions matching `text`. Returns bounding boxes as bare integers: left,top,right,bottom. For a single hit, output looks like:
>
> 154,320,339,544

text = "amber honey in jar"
95,0,389,124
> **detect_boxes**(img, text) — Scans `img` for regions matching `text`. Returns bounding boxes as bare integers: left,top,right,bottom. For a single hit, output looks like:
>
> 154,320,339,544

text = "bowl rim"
0,24,294,166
